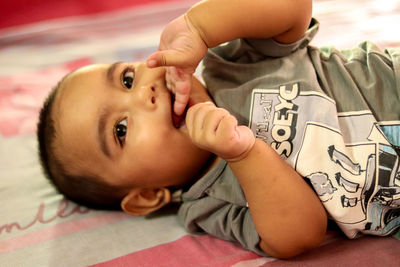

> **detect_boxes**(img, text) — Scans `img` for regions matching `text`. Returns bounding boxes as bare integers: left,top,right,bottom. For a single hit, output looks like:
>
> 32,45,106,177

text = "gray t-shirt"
178,19,400,255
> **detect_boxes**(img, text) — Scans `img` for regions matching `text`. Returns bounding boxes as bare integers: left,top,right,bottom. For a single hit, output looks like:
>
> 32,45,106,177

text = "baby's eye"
114,118,127,146
122,69,135,89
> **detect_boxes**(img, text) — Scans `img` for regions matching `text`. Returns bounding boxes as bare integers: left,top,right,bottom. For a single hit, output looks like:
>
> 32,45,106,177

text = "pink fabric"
93,232,400,266
0,211,130,254
92,235,261,267
267,236,400,266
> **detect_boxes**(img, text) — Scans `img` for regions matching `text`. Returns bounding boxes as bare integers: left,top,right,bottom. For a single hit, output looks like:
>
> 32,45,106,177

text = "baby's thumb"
229,126,256,162
146,50,183,68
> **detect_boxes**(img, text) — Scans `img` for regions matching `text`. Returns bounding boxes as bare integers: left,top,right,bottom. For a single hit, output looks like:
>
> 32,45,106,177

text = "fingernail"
147,59,157,68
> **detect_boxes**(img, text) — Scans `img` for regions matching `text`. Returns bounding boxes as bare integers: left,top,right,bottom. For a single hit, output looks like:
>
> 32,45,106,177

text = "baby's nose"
137,84,157,110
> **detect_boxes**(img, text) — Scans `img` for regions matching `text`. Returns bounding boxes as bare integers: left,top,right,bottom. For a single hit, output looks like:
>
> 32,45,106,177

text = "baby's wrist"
185,6,210,48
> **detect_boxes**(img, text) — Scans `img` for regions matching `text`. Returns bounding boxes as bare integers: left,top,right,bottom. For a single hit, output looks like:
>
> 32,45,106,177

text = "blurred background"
0,0,167,29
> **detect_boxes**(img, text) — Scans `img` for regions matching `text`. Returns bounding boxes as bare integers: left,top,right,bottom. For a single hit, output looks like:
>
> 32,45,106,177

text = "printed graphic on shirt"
249,84,400,238
249,84,337,164
380,123,400,156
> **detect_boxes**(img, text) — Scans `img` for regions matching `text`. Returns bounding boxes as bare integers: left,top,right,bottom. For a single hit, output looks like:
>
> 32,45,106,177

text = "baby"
37,0,400,259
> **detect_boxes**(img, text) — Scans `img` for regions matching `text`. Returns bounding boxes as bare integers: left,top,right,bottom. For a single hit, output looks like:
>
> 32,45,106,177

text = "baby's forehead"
67,61,143,81
68,64,109,79
77,63,109,72
56,64,108,95
55,61,144,109
52,64,106,128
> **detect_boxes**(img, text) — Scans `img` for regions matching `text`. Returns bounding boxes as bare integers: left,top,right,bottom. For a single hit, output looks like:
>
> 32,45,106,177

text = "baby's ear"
121,188,171,216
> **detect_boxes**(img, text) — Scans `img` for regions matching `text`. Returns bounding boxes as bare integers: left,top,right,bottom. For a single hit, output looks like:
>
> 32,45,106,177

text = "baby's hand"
146,14,208,116
186,102,256,162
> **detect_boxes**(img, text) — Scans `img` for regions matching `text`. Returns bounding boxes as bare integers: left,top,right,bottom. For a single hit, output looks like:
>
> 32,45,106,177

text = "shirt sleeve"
245,18,319,57
178,196,268,257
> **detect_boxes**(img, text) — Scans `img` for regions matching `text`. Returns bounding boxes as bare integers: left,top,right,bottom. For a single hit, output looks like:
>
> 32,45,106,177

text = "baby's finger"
227,125,256,162
167,67,192,115
191,103,215,133
202,108,231,134
174,94,189,116
146,50,188,68
174,79,191,116
186,102,215,138
146,52,162,68
236,125,256,146
216,116,254,161
165,67,176,92
214,114,238,142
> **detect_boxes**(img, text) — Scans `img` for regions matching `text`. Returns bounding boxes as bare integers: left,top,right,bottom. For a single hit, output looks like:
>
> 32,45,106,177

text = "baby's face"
53,62,211,190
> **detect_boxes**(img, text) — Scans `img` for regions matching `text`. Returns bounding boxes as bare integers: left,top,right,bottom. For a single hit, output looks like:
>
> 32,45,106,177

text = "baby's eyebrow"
106,62,122,85
98,107,112,158
98,62,122,159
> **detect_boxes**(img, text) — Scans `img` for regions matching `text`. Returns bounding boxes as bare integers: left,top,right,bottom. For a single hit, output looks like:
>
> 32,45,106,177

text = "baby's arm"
186,103,327,259
188,0,312,47
229,139,327,258
147,0,312,115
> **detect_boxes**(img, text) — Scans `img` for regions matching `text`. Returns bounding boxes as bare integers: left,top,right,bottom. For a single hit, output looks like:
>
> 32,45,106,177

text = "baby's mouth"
171,94,187,129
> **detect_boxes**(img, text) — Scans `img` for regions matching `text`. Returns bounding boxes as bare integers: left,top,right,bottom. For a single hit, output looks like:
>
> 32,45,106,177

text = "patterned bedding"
1,0,399,266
